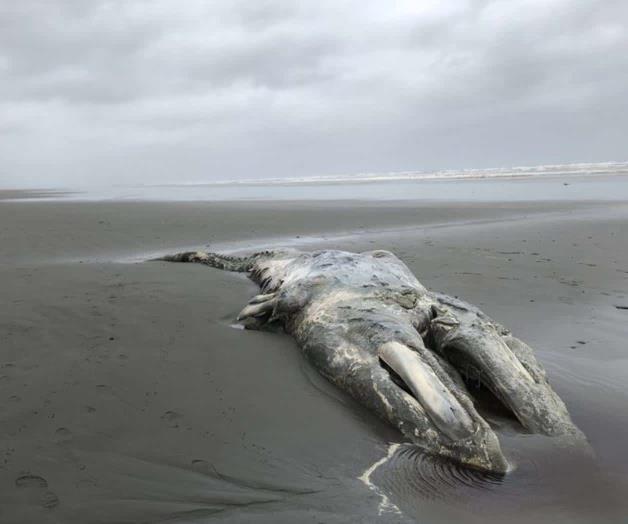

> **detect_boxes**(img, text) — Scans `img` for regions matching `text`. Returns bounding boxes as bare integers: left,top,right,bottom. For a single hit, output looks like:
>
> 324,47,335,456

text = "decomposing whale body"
156,248,584,473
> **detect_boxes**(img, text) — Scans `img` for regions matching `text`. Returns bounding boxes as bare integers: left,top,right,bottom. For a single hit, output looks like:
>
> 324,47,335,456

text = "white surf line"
148,161,628,186
358,443,402,516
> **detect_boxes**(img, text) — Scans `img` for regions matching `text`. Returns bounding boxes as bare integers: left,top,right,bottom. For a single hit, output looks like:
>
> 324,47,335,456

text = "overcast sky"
1,0,626,187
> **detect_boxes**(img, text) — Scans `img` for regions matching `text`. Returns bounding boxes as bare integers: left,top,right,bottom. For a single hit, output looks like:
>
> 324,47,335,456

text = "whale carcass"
156,248,584,473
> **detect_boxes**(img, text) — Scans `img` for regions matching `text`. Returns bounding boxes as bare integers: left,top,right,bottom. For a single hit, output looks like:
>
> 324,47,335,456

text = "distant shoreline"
3,164,628,203
3,161,628,197
148,161,628,188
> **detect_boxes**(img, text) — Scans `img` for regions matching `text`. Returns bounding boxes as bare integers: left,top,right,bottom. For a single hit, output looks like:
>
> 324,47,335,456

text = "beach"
2,194,628,523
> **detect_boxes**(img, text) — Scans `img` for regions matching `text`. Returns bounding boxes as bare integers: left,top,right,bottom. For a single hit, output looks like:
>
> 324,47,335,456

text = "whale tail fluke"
152,250,252,272
152,250,276,273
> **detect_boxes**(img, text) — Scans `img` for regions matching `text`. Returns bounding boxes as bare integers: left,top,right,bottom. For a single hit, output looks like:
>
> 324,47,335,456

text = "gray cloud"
0,0,626,187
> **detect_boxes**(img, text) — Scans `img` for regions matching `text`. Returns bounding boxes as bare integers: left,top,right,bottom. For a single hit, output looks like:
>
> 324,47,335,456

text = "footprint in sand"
190,458,213,474
15,474,60,509
15,474,48,488
54,427,73,443
161,410,182,428
40,490,60,509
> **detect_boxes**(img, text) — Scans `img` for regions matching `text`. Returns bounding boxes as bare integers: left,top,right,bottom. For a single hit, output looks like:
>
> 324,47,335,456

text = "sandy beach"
2,196,628,523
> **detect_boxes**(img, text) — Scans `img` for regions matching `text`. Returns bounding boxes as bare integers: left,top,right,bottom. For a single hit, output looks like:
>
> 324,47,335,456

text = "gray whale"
156,248,585,473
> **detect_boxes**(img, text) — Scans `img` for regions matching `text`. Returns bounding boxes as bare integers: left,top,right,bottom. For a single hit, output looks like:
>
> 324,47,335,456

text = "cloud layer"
1,0,626,187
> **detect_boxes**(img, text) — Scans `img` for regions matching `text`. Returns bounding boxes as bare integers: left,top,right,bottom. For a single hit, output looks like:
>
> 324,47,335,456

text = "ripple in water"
364,443,554,520
381,446,504,501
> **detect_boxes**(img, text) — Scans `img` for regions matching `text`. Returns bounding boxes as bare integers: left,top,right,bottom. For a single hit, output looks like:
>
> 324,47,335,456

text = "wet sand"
0,189,73,201
1,198,628,523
